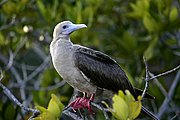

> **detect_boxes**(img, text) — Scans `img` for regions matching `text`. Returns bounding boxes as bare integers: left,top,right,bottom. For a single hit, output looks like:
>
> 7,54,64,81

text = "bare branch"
0,15,16,31
157,70,180,119
149,72,168,97
91,102,110,112
5,50,14,70
61,108,83,120
142,57,150,98
142,57,180,99
0,71,40,118
170,112,180,120
26,56,50,82
16,80,66,91
0,0,8,7
0,69,3,81
149,65,180,81
99,103,110,120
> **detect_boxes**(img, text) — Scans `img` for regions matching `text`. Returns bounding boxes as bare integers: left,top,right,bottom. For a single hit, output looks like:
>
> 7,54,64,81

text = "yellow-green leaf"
51,94,64,115
112,90,142,120
143,14,157,32
112,94,129,120
124,90,135,103
35,106,48,113
143,36,158,60
129,96,142,119
36,0,46,20
169,7,178,22
126,0,150,18
34,112,56,120
118,90,125,99
47,97,60,118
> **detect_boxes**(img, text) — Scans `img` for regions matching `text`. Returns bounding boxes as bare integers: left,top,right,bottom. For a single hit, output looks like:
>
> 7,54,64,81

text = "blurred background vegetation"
0,0,180,120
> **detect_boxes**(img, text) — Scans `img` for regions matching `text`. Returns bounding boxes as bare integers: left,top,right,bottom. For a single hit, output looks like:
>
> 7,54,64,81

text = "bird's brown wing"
74,46,137,97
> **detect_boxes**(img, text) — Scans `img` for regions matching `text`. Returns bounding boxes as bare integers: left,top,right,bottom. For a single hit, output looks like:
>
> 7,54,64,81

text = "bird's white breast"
50,39,96,94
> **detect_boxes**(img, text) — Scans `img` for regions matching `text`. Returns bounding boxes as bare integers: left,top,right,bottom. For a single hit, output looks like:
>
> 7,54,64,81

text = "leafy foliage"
0,0,179,120
34,94,64,120
111,90,142,120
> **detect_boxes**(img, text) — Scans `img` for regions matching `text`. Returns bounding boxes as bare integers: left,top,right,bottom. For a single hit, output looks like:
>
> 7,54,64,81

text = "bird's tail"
141,106,159,120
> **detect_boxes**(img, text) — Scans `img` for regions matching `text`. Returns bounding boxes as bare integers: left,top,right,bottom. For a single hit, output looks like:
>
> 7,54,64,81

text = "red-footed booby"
50,21,159,120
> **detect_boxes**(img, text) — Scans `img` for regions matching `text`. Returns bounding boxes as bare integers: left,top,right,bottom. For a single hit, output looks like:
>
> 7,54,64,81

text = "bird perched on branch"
50,21,158,120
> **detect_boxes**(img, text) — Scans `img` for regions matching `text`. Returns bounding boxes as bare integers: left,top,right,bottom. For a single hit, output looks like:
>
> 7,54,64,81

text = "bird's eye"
62,25,68,29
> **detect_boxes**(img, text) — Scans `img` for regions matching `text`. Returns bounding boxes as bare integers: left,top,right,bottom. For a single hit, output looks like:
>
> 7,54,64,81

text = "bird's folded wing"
73,46,136,96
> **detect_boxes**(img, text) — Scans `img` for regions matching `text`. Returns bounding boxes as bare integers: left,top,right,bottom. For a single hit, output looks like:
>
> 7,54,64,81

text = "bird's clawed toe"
68,94,95,113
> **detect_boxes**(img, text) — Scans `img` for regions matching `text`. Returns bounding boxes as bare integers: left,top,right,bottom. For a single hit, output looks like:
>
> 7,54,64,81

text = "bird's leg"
86,94,95,113
67,92,95,113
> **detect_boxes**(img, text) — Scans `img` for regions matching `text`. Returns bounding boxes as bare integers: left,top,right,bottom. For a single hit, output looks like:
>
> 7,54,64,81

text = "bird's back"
73,46,138,98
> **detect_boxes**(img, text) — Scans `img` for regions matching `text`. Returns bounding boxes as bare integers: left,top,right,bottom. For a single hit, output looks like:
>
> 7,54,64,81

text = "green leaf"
126,0,150,18
34,94,64,120
129,96,142,119
143,36,158,60
112,94,129,120
47,96,60,118
51,94,64,115
38,111,56,120
169,7,178,22
4,103,16,120
112,90,142,120
122,32,137,51
143,14,157,32
36,106,48,113
76,1,82,23
124,90,135,103
36,0,46,20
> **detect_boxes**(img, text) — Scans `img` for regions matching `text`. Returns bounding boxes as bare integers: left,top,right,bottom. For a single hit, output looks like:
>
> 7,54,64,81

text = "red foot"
68,93,95,113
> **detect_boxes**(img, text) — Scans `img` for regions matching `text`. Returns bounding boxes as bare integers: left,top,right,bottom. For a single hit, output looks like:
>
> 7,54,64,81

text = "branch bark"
157,70,180,119
0,70,40,120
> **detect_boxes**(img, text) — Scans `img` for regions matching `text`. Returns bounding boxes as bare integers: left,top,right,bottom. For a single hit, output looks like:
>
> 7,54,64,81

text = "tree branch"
0,0,8,7
0,70,40,119
142,57,180,99
149,65,180,81
149,72,168,97
61,107,83,120
142,57,150,98
157,70,180,119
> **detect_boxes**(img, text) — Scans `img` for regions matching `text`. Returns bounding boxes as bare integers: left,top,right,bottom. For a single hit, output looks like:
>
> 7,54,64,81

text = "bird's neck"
51,34,72,46
50,35,73,54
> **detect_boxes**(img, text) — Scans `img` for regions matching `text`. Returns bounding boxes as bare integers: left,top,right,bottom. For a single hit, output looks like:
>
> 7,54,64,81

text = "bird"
50,21,159,120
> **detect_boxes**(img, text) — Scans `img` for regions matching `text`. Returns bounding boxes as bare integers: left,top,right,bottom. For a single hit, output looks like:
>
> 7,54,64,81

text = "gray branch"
0,70,40,119
149,65,180,81
157,70,180,119
142,57,180,99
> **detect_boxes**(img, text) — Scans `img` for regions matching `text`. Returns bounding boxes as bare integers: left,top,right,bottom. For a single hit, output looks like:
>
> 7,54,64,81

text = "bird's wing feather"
73,46,137,97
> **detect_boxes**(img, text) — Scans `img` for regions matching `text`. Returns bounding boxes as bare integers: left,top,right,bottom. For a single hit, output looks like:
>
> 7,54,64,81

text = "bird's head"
53,21,87,38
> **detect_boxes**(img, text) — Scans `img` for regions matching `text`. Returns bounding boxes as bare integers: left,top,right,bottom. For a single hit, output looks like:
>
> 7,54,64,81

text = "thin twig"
99,104,110,120
0,0,8,7
0,70,3,81
170,112,180,120
26,56,50,82
15,80,66,91
5,50,14,70
149,65,180,81
0,15,16,31
142,57,180,99
91,102,110,112
149,72,168,96
157,70,180,119
62,109,83,120
0,71,40,118
142,57,150,98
